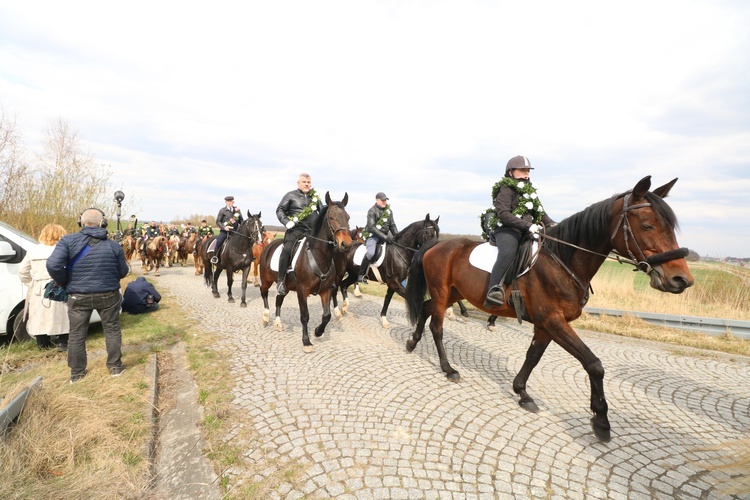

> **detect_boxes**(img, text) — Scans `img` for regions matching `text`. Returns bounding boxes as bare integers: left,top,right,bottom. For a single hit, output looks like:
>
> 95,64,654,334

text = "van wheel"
12,313,32,342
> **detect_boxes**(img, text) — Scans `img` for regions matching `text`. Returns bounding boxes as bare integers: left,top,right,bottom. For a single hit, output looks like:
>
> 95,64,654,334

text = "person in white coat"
18,223,70,350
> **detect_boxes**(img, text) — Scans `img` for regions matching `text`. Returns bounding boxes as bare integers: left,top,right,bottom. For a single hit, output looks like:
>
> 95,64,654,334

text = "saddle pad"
468,241,540,277
269,237,306,273
353,243,387,267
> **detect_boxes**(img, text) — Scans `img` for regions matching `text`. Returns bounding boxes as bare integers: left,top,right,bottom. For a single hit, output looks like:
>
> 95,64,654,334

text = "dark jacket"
122,277,161,314
494,182,555,235
216,205,243,230
276,189,316,231
47,226,129,293
365,204,398,242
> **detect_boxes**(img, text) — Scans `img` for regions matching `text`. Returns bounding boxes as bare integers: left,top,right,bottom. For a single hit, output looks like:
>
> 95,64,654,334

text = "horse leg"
529,321,611,442
458,300,469,317
428,307,460,382
226,268,235,303
487,315,498,331
154,258,160,276
331,284,341,319
406,298,431,352
211,268,221,298
274,294,286,332
380,288,396,328
512,331,551,413
298,293,313,352
314,289,332,338
240,268,250,307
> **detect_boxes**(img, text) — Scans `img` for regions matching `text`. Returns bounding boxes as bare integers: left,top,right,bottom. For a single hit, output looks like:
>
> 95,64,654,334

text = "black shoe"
109,366,126,377
277,281,287,296
484,287,505,308
57,342,68,352
70,370,88,384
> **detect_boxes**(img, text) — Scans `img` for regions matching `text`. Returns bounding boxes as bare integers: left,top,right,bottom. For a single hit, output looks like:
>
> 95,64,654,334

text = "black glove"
386,235,394,243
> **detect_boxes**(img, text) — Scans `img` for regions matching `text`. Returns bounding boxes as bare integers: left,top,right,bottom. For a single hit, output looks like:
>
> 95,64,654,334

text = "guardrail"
584,308,750,339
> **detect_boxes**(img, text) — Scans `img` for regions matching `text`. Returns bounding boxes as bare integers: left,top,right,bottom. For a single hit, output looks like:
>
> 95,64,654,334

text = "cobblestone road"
154,263,749,499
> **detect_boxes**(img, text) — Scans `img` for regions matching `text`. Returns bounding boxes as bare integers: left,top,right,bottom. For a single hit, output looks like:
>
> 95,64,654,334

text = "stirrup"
277,281,287,296
484,286,505,308
210,256,218,264
358,275,368,284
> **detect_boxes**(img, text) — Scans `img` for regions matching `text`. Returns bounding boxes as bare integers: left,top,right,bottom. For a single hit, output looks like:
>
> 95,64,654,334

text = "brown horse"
166,234,181,267
404,176,694,442
251,231,275,286
258,192,352,352
141,235,168,276
121,234,136,263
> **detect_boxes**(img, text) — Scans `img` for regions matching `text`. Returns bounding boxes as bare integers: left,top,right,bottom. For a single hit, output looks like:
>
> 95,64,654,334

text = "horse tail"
405,239,438,325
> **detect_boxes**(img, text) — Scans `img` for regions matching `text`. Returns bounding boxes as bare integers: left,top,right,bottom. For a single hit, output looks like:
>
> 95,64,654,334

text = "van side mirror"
0,241,17,262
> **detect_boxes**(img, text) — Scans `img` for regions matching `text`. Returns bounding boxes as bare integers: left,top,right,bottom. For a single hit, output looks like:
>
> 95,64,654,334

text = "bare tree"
0,107,32,219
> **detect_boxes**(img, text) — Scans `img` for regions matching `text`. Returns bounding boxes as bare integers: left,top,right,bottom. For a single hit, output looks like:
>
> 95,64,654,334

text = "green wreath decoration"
361,205,391,239
479,178,546,240
291,189,320,223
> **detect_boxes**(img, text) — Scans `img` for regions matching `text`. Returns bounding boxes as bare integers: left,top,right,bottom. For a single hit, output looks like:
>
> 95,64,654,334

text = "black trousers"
489,230,521,289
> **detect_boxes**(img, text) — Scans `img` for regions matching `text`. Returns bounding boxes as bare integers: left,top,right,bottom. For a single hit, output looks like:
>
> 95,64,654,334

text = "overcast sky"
1,1,749,258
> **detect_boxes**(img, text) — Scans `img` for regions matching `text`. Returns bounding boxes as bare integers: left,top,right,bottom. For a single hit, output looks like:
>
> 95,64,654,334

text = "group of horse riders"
133,219,216,259
201,154,552,304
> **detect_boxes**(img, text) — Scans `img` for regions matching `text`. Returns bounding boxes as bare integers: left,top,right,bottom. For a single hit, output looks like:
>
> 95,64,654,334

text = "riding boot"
484,256,511,308
209,243,219,264
357,256,371,284
277,251,290,296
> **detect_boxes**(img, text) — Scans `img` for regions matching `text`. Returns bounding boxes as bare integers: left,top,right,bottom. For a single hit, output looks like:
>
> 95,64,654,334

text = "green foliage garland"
291,189,320,223
479,177,546,240
361,205,391,239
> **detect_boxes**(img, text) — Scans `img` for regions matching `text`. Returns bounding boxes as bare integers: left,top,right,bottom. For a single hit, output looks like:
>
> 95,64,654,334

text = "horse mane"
310,204,331,236
546,190,678,264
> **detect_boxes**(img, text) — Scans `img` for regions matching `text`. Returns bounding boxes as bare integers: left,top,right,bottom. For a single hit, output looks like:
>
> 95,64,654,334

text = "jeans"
67,290,123,378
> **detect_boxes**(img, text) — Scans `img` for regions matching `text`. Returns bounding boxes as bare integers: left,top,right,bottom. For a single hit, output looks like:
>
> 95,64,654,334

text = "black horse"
258,193,352,352
202,211,264,307
333,214,439,328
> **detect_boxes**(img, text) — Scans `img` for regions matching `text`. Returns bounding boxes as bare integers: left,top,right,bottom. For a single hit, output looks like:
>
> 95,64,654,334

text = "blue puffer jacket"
47,226,129,293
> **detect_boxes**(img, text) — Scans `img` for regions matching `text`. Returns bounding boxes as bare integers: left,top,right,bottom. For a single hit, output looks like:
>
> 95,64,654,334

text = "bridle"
542,193,688,277
229,217,263,246
305,205,351,247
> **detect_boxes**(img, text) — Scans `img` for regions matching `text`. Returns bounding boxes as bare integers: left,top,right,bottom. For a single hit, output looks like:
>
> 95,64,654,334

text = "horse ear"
247,209,251,218
632,176,652,201
424,213,430,222
257,211,261,218
434,215,440,225
652,178,678,199
325,191,332,205
342,192,348,207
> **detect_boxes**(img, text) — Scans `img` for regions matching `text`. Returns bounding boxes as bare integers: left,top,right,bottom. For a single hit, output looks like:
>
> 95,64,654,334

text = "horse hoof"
334,309,342,320
228,297,235,303
518,398,539,413
380,317,390,328
405,340,416,352
446,372,461,383
254,283,260,287
591,417,612,443
487,325,496,332
303,345,314,353
314,328,324,338
274,318,283,332
240,302,247,308
212,292,220,298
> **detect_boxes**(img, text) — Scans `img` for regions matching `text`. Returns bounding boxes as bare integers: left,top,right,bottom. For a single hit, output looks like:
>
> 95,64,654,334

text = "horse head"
350,226,364,243
610,176,693,294
323,191,353,252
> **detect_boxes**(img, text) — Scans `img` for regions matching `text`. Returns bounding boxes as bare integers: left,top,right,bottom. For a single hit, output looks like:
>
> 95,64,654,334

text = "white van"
0,221,102,343
0,221,38,342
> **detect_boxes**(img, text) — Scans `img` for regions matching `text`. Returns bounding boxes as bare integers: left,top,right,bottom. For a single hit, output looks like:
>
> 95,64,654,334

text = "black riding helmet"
505,155,534,177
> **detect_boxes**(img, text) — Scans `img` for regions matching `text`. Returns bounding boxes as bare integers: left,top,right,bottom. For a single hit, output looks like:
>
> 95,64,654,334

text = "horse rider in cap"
485,155,556,308
358,191,398,284
138,221,160,258
208,196,243,264
195,219,214,256
275,173,319,296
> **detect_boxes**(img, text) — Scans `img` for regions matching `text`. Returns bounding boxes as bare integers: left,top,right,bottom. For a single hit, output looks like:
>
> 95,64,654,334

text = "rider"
485,155,556,308
166,224,180,237
138,221,160,257
208,196,243,264
358,192,398,284
275,173,319,296
183,222,198,237
194,219,214,255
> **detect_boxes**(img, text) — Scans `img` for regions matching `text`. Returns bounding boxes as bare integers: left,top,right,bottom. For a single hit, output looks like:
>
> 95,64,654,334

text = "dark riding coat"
276,189,316,233
216,206,243,231
494,182,555,236
365,204,398,242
